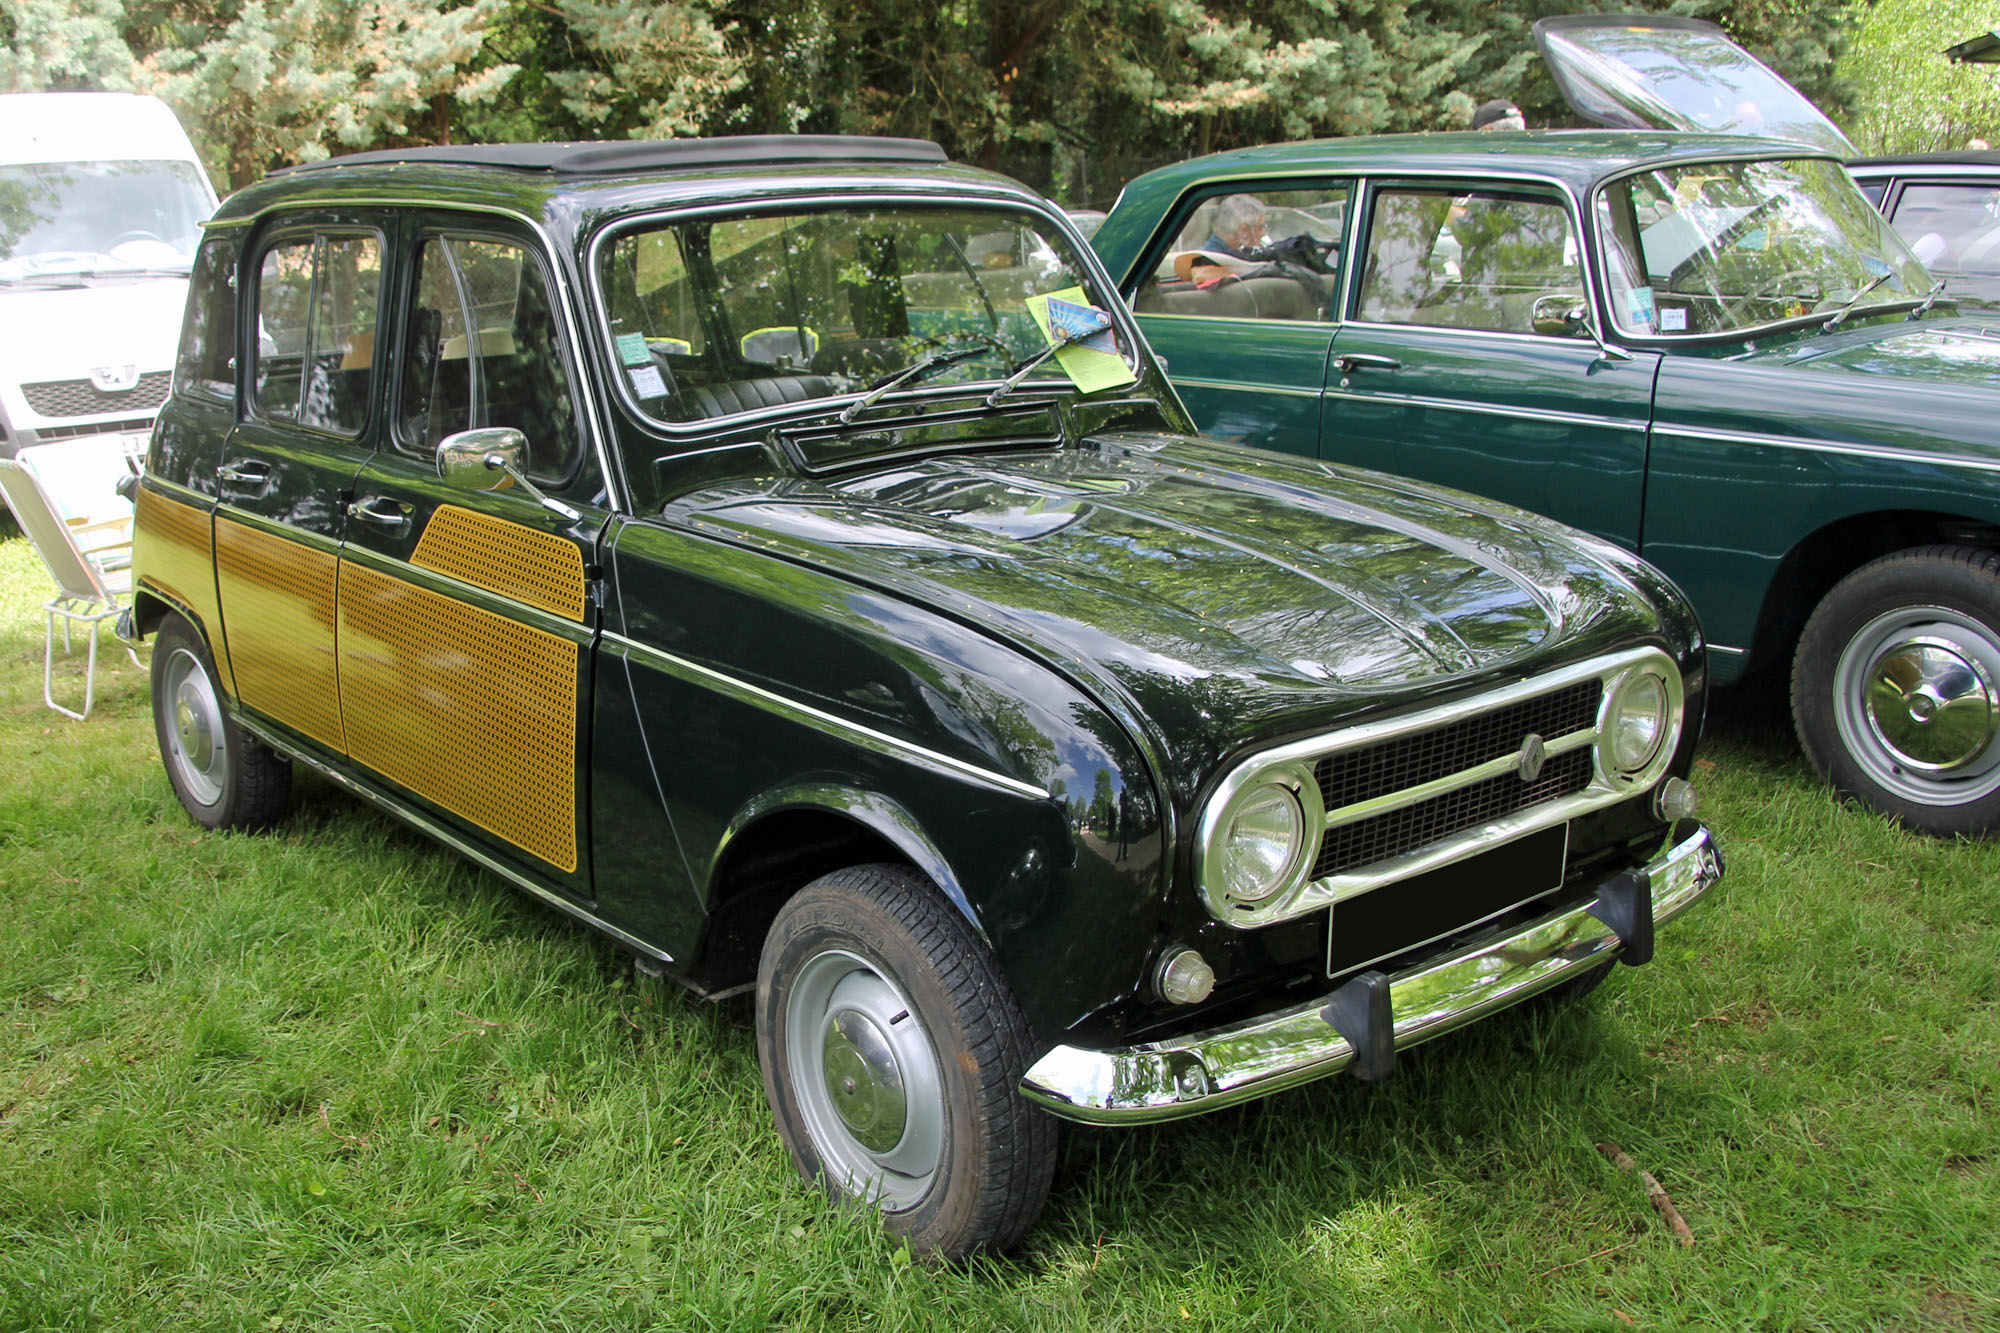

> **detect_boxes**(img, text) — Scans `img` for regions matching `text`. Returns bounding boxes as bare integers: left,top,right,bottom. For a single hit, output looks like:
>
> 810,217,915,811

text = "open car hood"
1532,14,1857,157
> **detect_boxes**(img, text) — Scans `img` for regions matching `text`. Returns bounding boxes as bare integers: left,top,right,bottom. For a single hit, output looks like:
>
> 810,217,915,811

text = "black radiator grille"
1312,746,1594,880
22,372,171,419
1315,679,1600,813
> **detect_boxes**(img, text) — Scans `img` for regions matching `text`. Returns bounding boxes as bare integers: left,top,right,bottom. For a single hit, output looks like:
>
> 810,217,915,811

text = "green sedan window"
1355,187,1581,334
1133,186,1347,322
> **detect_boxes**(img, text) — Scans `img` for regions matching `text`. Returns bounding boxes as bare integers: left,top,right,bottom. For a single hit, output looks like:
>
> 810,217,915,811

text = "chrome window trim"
605,630,1049,801
582,191,1140,440
1652,422,2000,475
1195,645,1683,927
201,197,626,516
235,712,673,965
1320,385,1651,433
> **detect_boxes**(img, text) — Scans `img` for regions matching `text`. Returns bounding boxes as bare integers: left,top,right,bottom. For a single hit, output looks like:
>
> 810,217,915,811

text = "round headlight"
1608,670,1669,773
1217,779,1311,904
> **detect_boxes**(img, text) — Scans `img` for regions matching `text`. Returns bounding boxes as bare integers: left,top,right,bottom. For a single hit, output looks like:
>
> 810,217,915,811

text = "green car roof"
1094,129,1834,280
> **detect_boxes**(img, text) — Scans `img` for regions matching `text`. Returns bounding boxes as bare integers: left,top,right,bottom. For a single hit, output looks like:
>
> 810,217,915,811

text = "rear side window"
1134,185,1350,323
397,234,581,481
175,237,238,402
250,232,383,435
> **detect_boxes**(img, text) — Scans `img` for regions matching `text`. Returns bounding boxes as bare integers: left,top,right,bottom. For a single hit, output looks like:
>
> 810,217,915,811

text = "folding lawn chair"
0,445,143,720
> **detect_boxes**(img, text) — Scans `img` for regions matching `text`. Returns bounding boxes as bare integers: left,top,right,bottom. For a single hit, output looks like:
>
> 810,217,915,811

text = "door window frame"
245,223,389,439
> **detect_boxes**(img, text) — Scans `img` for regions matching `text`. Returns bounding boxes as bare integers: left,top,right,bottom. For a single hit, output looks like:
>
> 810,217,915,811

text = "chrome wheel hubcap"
1834,607,2000,805
786,950,943,1210
162,648,226,807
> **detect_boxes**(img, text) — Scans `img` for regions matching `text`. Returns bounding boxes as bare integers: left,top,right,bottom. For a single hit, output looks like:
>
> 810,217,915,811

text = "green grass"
1,534,1995,1331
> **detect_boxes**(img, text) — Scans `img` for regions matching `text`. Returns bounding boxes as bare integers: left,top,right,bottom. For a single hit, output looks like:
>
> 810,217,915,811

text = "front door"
1320,180,1659,547
336,224,607,898
214,223,387,754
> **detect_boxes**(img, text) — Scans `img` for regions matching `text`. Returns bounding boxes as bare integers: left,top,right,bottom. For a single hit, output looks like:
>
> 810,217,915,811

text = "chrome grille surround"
1195,646,1684,927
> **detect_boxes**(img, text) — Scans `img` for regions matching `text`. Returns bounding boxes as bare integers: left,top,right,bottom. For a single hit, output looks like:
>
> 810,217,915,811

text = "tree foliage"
1839,0,2000,154
1,0,1882,201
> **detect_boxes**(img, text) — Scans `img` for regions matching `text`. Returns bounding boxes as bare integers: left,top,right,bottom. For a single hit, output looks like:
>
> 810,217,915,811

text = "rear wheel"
1792,546,2000,837
151,614,291,830
756,864,1056,1258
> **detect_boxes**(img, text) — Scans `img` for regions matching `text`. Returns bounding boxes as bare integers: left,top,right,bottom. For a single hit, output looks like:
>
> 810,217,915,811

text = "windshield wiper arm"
837,337,1002,423
1908,278,1948,321
985,324,1123,407
1823,269,1895,333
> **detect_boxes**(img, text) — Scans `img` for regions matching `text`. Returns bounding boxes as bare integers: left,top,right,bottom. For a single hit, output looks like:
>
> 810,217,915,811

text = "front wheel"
151,614,292,830
756,864,1056,1258
1792,546,2000,836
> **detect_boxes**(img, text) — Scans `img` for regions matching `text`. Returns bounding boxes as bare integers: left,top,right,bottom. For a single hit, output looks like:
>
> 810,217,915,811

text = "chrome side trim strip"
1021,824,1722,1125
1321,386,1651,434
605,631,1050,801
234,714,673,965
1169,374,1323,399
1651,423,2000,475
337,541,594,645
214,505,342,556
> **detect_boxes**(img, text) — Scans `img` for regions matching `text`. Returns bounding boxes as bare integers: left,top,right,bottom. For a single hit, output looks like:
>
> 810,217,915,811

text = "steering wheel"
108,230,167,249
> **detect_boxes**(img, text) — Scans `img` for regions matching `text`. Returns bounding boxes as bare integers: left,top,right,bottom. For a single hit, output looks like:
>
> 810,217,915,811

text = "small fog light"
1157,948,1216,1005
1653,776,1700,822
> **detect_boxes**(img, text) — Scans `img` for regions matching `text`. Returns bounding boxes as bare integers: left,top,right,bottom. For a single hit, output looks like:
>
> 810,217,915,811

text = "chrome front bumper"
1020,824,1723,1125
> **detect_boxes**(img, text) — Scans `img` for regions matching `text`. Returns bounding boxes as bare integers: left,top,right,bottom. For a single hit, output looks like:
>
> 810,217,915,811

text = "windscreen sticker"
1024,287,1137,394
1625,285,1657,327
616,332,652,366
1660,306,1688,332
628,365,668,398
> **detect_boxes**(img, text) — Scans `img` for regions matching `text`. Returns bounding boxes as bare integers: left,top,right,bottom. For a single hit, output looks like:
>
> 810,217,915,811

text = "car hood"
0,277,188,390
668,435,1675,776
1748,318,2000,388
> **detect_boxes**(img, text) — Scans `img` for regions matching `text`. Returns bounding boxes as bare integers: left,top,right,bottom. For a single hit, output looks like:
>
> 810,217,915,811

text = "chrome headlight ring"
1193,761,1324,925
1598,661,1683,789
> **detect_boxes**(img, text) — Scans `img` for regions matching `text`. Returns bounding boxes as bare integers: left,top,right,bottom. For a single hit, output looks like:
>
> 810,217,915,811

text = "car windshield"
1596,157,1932,338
596,203,1120,426
0,160,212,279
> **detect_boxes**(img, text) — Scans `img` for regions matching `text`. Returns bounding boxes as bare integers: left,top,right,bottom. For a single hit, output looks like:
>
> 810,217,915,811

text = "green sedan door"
1319,180,1659,547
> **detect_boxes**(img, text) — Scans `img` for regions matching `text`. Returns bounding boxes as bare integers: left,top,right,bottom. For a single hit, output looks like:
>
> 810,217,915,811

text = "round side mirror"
437,427,529,492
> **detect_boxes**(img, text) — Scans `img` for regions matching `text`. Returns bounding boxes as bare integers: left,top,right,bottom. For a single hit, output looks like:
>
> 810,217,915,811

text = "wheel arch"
683,784,981,997
1748,509,2000,681
131,583,207,645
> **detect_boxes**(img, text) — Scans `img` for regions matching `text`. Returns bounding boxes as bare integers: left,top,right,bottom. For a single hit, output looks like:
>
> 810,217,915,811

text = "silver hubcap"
786,950,943,1210
1834,607,2000,805
161,647,227,807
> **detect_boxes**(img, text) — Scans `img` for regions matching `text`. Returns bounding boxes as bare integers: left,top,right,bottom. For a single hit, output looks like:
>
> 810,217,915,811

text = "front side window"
1596,157,1930,338
398,235,580,480
1134,185,1349,322
1886,183,2000,307
175,237,237,402
595,204,1113,426
1356,187,1581,333
250,232,382,434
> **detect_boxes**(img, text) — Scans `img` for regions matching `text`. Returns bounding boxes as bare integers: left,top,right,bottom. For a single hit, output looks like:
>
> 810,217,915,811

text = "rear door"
336,220,608,900
1319,178,1659,546
213,221,387,754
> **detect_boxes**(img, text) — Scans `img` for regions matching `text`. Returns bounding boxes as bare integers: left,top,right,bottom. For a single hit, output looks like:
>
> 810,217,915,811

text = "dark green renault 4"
127,136,1719,1256
1094,131,2000,837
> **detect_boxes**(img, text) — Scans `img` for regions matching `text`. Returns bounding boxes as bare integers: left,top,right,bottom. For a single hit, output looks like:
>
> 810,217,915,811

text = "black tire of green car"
150,613,292,830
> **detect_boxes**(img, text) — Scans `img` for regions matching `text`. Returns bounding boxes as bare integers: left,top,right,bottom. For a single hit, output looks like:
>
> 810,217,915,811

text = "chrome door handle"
215,460,273,484
347,496,412,529
1333,353,1402,374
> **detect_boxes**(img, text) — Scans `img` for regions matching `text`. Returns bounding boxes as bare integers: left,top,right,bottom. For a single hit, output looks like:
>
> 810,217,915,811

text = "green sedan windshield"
1595,157,1931,338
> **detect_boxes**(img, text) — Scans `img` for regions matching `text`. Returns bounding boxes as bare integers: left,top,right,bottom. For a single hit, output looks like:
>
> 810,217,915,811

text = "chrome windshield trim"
1320,386,1651,433
233,714,673,966
605,631,1050,801
1021,824,1721,1125
1652,423,2000,475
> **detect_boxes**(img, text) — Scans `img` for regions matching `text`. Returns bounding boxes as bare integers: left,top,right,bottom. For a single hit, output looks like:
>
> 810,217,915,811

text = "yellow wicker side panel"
411,504,587,622
214,517,345,750
133,487,234,694
339,561,579,874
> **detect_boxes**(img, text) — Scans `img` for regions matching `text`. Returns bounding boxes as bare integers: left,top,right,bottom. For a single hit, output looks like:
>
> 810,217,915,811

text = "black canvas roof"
278,135,949,178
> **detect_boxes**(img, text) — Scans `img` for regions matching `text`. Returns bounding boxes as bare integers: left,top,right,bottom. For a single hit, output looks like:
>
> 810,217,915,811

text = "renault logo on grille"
1517,733,1547,783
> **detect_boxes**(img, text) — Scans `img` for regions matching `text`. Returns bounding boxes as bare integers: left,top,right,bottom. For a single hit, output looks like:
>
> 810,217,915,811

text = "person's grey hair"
1216,194,1265,239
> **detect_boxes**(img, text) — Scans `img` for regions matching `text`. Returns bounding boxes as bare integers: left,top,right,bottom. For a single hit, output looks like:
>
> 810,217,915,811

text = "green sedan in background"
1092,129,2000,836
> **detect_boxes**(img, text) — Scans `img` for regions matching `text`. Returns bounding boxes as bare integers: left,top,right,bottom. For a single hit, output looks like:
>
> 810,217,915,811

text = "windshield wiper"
836,334,1005,423
1907,278,1947,321
1822,269,1895,333
985,324,1122,407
